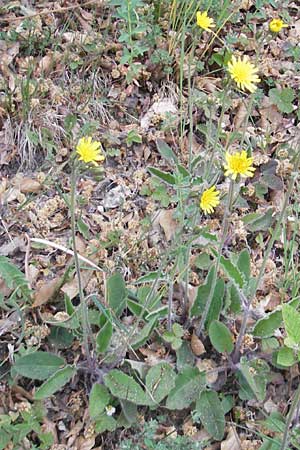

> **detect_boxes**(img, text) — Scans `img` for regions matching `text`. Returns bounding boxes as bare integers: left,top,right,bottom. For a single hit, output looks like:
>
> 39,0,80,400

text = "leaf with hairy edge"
14,352,65,380
156,139,177,163
166,367,205,410
146,363,176,404
196,390,225,440
34,366,75,399
209,321,234,354
237,249,251,281
89,384,111,419
104,370,150,405
148,167,176,185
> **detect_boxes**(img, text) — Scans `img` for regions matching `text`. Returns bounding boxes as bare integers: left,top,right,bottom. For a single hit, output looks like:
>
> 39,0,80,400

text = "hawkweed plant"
71,136,105,364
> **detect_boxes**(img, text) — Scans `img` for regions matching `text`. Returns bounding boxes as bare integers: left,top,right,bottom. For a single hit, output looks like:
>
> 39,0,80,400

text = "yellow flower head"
224,150,255,180
76,136,105,165
196,11,215,31
200,186,220,214
228,55,260,93
269,18,288,33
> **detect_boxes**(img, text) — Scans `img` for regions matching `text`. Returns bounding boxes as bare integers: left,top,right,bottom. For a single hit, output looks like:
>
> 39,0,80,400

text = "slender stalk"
167,278,174,331
70,162,92,365
233,149,300,362
197,179,235,335
280,382,300,450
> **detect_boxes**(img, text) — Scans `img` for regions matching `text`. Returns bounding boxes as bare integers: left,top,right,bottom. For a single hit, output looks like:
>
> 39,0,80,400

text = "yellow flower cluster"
196,11,260,93
200,151,255,214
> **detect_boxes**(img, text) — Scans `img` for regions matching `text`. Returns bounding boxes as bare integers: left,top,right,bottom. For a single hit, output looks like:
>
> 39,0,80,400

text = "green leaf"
282,304,300,347
239,358,269,401
196,390,225,440
96,318,113,353
220,256,244,288
133,271,162,284
253,310,282,338
146,363,176,404
104,370,150,405
14,352,65,380
269,87,295,114
227,283,241,313
107,272,127,316
34,366,76,399
261,174,284,191
172,323,184,338
176,342,195,372
190,267,224,328
166,367,205,410
95,413,117,433
156,139,177,163
242,209,275,232
89,384,111,419
209,320,234,354
0,256,32,301
237,249,251,281
77,217,90,239
276,347,296,367
131,317,157,349
119,400,138,425
148,167,176,185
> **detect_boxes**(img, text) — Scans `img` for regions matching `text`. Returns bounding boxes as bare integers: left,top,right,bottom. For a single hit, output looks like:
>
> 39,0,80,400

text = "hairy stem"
70,163,92,365
197,179,235,335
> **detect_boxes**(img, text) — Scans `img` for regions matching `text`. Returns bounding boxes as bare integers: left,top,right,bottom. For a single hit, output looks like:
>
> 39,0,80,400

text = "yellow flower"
196,11,215,31
200,186,220,214
224,150,255,180
76,136,105,165
269,18,288,33
228,55,260,93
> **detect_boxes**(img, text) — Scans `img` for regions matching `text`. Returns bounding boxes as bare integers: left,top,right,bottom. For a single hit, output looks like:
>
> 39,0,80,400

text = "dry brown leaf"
233,100,248,130
191,332,206,356
36,51,59,76
61,270,93,300
221,427,241,450
196,359,218,385
19,178,42,193
33,277,61,307
157,209,178,241
74,436,96,450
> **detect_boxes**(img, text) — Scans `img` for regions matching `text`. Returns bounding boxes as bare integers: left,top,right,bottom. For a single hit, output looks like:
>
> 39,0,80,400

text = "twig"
0,0,102,23
30,237,104,272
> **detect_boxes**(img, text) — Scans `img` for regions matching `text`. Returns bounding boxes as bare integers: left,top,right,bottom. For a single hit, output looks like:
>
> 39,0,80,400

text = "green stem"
280,382,300,450
197,179,235,335
70,163,92,364
233,149,300,362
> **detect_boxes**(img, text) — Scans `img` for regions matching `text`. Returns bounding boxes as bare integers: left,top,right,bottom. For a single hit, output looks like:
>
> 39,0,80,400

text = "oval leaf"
166,367,205,410
89,384,111,419
209,320,234,354
104,370,150,405
196,390,225,440
14,351,65,380
34,366,75,399
146,363,176,404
